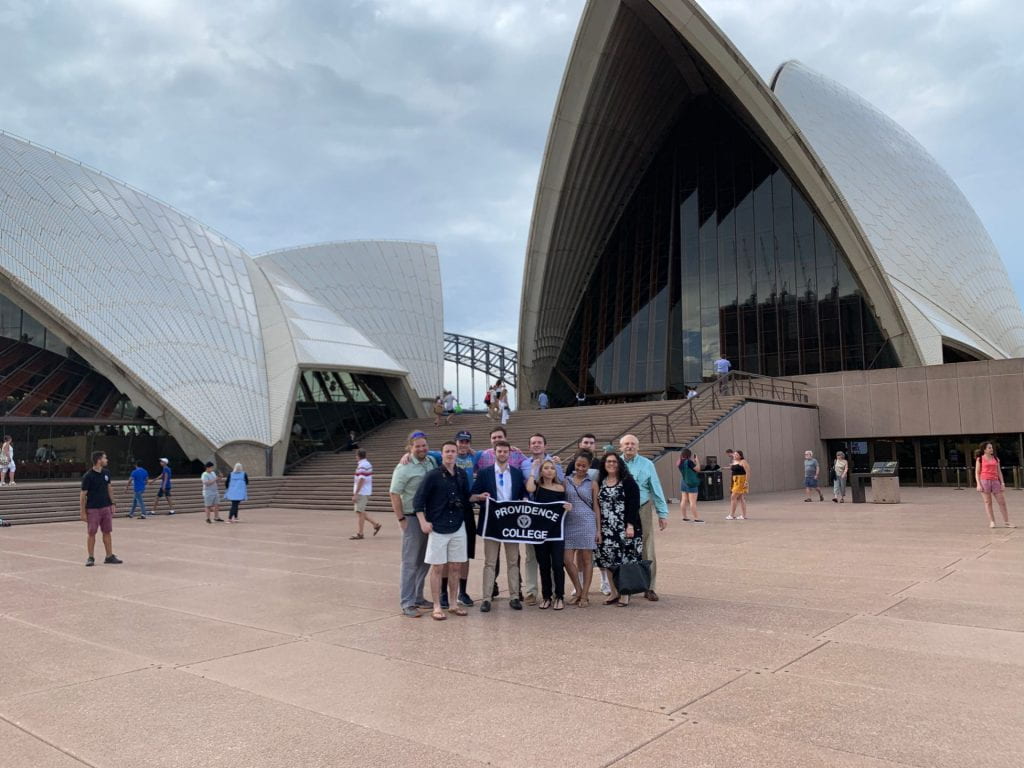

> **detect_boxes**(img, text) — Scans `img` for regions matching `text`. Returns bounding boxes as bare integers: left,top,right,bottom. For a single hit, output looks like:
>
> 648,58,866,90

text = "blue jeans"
129,491,148,517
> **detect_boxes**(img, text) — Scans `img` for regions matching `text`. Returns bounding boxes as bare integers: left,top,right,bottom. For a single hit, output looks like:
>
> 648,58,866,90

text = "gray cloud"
1,0,1020,360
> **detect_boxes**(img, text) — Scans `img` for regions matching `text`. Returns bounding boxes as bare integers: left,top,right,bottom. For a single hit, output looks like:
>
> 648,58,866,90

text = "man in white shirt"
351,449,381,540
714,355,731,393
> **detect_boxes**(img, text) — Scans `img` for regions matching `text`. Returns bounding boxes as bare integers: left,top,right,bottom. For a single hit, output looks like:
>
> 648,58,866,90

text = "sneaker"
127,513,135,518
509,598,523,610
524,594,537,606
104,555,123,564
457,592,474,607
402,606,421,618
85,556,95,567
726,515,736,520
214,517,225,522
206,519,212,524
169,510,176,515
599,575,612,596
832,498,838,503
440,593,450,610
480,600,492,613
415,599,433,609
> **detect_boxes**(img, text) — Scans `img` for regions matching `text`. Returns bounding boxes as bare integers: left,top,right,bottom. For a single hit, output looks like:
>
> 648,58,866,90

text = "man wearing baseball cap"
151,458,175,515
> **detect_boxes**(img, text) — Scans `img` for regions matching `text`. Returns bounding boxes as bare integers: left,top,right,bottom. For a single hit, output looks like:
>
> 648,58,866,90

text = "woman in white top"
0,436,15,486
832,451,849,503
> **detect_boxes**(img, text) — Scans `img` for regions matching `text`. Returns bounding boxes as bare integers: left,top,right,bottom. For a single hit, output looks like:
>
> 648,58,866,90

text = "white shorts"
424,523,468,565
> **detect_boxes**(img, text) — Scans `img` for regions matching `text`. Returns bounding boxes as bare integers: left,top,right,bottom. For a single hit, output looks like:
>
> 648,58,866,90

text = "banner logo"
481,499,567,543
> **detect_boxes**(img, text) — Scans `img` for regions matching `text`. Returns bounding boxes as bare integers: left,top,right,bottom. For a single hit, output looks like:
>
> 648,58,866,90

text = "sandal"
568,593,582,605
432,609,447,621
449,606,468,616
349,533,364,540
553,598,565,611
617,597,630,607
604,596,620,605
372,523,382,536
539,599,551,610
578,596,590,608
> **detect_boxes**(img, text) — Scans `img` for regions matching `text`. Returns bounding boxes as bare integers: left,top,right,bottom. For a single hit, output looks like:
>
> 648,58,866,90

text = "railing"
549,370,809,458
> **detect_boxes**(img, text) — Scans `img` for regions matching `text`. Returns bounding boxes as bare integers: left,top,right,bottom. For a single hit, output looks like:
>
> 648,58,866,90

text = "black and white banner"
481,499,566,543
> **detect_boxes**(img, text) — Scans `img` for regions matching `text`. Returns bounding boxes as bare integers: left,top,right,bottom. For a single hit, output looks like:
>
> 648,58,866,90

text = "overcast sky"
2,0,1021,352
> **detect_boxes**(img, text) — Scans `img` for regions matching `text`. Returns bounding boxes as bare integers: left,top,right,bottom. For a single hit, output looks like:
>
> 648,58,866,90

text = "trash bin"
870,461,900,503
850,473,870,503
697,470,723,501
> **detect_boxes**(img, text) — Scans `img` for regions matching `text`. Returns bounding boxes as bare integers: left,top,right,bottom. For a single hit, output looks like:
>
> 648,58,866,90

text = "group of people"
802,450,849,503
484,380,511,424
386,426,670,620
78,452,251,566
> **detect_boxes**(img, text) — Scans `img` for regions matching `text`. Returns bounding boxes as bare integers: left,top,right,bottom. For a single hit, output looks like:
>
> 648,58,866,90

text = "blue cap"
456,431,472,441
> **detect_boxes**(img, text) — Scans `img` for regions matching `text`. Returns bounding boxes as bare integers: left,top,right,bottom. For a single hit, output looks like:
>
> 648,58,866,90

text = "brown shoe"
644,590,660,602
524,594,537,606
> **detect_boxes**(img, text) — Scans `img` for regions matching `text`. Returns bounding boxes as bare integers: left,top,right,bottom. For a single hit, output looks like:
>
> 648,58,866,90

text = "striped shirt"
354,458,373,495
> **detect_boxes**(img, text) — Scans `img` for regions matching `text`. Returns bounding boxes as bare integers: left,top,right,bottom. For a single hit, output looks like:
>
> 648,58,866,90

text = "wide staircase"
275,371,806,518
2,372,808,524
0,477,279,525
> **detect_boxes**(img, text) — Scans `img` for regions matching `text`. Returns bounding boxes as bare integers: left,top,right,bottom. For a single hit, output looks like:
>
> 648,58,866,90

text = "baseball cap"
159,457,169,464
456,431,472,441
204,461,214,468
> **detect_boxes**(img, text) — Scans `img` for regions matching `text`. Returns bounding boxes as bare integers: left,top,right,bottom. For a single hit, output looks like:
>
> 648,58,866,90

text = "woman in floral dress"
594,453,642,606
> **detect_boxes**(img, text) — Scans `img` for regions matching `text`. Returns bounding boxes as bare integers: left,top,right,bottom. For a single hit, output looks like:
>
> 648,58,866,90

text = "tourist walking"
832,451,849,502
390,431,436,617
0,435,15,485
470,440,526,612
414,441,472,621
526,459,572,610
563,451,599,606
350,449,382,539
432,396,445,427
126,460,150,518
224,463,248,521
152,458,175,515
803,450,824,502
443,390,457,425
976,442,1015,528
594,453,641,607
80,451,122,567
619,434,668,602
714,354,731,392
677,448,703,522
538,391,550,409
727,450,751,519
201,462,223,523
499,389,511,425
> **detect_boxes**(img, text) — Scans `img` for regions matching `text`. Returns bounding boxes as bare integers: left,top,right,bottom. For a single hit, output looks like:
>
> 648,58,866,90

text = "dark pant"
228,500,241,519
535,540,565,599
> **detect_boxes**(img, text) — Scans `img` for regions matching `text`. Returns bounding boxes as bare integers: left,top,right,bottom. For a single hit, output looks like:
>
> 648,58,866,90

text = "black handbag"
613,559,652,595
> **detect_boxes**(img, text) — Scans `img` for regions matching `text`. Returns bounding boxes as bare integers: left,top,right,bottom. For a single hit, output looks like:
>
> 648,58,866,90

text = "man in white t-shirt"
351,449,382,540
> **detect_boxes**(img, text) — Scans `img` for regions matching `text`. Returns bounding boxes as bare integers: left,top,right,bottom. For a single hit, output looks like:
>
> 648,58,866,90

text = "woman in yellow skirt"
726,450,750,520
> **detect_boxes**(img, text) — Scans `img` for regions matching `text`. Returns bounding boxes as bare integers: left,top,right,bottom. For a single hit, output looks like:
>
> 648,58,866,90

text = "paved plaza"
1,488,1022,767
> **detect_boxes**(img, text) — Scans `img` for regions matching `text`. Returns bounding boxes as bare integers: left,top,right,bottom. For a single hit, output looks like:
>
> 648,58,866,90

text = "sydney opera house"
0,130,443,476
519,0,1024,405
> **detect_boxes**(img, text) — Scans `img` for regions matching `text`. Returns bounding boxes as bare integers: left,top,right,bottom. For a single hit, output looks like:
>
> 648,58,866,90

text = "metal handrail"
549,371,809,457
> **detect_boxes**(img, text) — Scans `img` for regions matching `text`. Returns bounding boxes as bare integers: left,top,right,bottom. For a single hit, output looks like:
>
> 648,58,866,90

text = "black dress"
534,485,567,601
594,476,642,570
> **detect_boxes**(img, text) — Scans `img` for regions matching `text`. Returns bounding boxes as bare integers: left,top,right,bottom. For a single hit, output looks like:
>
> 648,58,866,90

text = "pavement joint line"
933,569,957,582
0,712,97,768
812,613,859,638
770,639,831,673
667,670,751,715
298,636,690,717
940,557,962,569
108,593,304,639
0,664,155,708
889,580,920,597
598,719,688,768
873,596,908,616
176,637,309,670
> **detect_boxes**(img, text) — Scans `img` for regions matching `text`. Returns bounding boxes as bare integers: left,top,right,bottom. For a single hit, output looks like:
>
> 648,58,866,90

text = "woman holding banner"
594,453,642,607
563,450,599,607
526,459,572,611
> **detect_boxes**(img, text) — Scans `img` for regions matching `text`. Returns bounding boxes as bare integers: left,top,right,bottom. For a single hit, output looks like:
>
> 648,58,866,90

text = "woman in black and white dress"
593,453,642,606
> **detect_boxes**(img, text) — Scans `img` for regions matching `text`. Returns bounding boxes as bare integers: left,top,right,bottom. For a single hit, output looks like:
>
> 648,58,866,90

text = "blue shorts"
804,477,818,488
681,484,699,494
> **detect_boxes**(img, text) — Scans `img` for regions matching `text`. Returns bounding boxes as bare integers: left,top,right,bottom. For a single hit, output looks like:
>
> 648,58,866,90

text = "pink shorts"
86,506,114,535
979,478,1003,494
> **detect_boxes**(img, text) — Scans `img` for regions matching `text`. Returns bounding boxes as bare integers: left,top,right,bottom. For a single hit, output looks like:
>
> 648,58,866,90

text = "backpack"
484,391,491,405
680,459,700,487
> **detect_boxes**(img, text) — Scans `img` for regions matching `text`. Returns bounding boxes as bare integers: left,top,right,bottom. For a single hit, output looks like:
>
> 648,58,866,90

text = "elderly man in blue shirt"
619,434,669,601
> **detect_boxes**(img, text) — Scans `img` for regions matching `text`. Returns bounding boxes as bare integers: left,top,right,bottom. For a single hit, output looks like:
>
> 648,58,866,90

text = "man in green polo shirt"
620,434,669,601
390,431,436,617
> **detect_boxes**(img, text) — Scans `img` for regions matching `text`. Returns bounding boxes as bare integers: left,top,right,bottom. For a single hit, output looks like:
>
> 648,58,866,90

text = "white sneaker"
726,515,735,520
599,573,612,596
169,510,176,515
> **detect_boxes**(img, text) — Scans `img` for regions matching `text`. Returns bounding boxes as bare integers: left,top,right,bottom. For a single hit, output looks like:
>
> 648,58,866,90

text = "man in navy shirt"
152,457,175,515
80,451,122,567
414,441,473,621
126,460,150,519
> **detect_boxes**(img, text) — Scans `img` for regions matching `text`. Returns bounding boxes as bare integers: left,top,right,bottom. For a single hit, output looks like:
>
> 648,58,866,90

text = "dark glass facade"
287,370,401,464
549,94,898,402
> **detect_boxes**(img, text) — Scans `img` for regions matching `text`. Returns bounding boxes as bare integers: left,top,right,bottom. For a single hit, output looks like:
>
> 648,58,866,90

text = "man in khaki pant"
471,441,526,612
620,435,669,601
